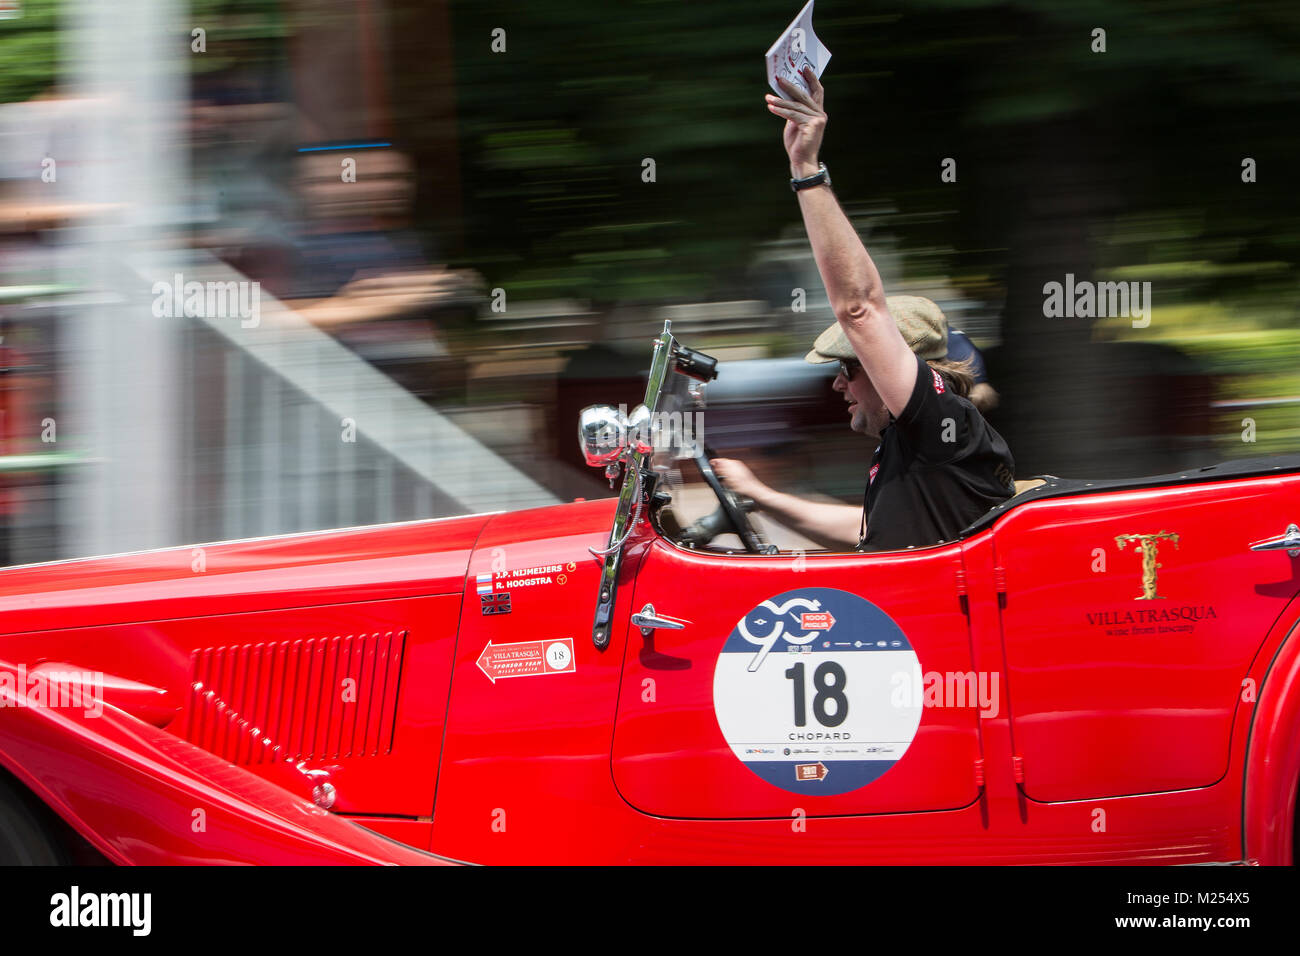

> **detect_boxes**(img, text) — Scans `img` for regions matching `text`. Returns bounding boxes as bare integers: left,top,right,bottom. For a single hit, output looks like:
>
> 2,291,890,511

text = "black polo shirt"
859,353,1015,551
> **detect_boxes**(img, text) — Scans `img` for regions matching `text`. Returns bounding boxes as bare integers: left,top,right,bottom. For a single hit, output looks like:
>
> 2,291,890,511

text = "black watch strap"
790,163,831,192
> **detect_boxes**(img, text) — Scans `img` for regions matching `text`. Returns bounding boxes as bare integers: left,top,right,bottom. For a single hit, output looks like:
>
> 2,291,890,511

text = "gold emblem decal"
1115,532,1180,600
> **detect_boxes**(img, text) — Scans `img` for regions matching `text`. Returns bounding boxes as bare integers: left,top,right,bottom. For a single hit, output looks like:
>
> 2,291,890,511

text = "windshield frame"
589,322,677,648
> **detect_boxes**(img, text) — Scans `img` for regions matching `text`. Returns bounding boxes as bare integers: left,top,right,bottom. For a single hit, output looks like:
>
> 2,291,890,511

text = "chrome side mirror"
578,405,627,466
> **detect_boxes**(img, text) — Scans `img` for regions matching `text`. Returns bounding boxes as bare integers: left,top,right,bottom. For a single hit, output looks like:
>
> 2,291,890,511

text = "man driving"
711,68,1015,552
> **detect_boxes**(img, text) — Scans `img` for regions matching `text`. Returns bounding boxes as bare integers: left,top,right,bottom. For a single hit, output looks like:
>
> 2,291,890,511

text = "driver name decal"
477,562,578,614
485,564,570,589
713,587,923,796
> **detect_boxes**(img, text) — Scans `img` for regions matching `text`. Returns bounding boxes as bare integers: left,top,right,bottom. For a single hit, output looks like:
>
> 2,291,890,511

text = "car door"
992,473,1300,801
611,536,985,819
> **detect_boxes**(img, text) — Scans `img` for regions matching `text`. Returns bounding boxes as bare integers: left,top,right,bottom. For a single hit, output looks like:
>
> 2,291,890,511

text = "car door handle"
631,603,690,636
1250,523,1300,558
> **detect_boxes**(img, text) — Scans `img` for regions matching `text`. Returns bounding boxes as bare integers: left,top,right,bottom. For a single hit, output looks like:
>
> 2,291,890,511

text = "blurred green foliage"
4,0,1298,464
7,0,1296,316
443,0,804,303
443,1,1300,314
0,0,288,101
0,0,59,103
188,0,289,72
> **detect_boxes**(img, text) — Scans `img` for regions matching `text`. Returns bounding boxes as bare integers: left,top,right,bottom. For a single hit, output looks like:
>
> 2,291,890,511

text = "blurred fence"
0,255,559,566
171,253,557,544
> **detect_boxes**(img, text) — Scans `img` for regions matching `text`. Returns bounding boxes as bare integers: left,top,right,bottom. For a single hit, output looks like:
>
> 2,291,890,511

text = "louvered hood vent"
183,631,407,764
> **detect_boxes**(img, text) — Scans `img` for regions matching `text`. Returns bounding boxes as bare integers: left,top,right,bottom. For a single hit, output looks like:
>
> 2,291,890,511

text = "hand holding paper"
765,0,832,100
767,67,827,177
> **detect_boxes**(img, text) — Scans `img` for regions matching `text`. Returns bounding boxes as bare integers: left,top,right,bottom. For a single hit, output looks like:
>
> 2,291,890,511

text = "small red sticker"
795,762,829,781
869,463,880,484
931,369,946,393
800,611,836,630
477,638,575,683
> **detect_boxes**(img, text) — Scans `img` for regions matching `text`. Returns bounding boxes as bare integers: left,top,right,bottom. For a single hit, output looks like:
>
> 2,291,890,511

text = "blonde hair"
926,356,977,398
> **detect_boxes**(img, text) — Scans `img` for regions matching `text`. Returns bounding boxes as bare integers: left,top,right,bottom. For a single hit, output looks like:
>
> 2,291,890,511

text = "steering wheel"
680,446,778,554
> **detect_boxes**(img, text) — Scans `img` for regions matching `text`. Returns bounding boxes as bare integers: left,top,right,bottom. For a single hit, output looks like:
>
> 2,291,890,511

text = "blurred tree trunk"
994,115,1109,477
389,0,463,256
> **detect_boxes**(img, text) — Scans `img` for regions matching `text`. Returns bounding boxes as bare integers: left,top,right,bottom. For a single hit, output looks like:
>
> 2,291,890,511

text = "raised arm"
766,70,916,418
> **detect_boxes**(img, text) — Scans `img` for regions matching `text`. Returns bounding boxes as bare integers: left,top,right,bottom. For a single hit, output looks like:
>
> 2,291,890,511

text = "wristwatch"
790,162,831,192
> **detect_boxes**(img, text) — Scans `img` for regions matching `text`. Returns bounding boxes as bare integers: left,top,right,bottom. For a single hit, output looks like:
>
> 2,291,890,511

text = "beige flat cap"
805,295,949,363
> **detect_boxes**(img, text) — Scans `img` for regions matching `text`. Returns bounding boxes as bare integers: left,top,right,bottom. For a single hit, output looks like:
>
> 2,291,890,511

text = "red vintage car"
1,322,1298,865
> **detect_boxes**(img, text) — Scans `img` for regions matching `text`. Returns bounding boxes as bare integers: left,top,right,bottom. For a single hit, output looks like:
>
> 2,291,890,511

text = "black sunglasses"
838,359,862,381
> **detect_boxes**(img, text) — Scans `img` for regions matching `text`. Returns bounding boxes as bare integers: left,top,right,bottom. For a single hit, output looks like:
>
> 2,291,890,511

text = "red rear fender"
0,658,454,865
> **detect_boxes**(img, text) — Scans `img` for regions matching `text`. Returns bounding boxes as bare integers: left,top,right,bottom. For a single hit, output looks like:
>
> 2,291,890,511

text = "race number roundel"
712,587,922,796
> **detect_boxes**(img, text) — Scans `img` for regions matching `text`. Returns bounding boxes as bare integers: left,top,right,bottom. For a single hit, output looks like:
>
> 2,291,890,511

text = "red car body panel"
612,540,982,819
991,476,1295,801
0,513,487,631
0,660,448,865
0,468,1298,864
1244,608,1300,866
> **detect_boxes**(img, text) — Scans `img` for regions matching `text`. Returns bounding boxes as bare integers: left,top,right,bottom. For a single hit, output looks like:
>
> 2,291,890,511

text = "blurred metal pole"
61,0,186,557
